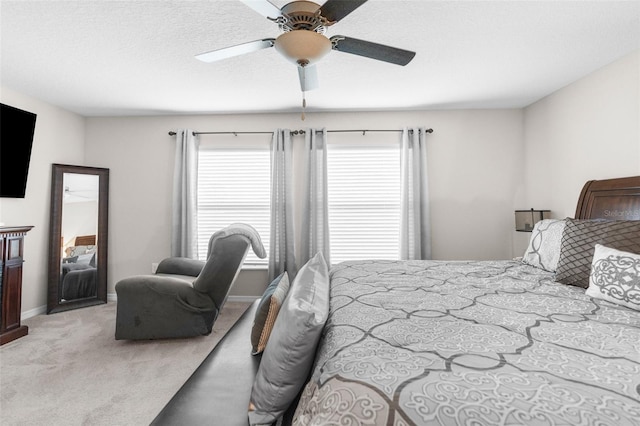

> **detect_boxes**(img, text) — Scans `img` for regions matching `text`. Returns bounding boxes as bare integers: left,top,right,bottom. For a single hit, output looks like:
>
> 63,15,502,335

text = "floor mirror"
47,164,109,314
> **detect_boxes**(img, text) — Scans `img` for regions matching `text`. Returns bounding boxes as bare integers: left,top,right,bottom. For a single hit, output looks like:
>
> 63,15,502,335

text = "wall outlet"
151,262,158,273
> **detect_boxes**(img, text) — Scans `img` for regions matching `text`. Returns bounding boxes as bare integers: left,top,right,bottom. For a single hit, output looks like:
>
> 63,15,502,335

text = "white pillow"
248,252,330,425
76,252,95,265
586,244,640,311
522,219,566,272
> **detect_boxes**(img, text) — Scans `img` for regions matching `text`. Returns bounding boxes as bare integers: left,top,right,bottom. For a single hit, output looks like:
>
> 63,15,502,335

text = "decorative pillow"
555,218,640,288
65,245,96,258
248,252,330,426
522,219,566,272
586,244,640,311
250,272,290,355
76,252,95,265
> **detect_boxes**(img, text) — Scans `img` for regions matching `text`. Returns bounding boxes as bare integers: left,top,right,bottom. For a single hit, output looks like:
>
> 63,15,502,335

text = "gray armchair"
115,223,266,340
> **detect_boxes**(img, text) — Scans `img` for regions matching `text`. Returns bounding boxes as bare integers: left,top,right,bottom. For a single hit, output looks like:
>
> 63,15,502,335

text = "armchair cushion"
194,235,251,309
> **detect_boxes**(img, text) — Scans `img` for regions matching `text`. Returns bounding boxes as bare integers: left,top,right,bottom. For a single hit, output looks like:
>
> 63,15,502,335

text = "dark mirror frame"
47,164,109,314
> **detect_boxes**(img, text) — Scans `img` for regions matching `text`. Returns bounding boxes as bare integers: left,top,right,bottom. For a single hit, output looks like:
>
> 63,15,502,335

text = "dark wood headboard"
575,176,640,220
74,235,96,246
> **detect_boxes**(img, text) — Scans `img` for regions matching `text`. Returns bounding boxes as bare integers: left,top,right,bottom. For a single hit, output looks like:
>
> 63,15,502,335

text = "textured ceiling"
1,0,639,116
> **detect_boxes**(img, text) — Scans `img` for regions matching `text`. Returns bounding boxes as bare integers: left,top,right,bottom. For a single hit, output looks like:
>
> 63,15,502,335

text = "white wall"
62,201,99,251
0,86,86,315
523,50,640,218
85,109,525,298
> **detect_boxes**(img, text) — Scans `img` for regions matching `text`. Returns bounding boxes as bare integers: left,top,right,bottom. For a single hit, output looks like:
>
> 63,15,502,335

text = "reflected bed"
60,239,97,301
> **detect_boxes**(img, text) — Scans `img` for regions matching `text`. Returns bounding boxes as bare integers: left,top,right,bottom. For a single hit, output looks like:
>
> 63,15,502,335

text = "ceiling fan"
195,0,416,92
64,186,97,201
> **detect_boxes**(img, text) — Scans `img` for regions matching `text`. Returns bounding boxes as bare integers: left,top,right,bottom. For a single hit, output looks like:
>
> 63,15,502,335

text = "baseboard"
22,295,118,320
21,305,47,321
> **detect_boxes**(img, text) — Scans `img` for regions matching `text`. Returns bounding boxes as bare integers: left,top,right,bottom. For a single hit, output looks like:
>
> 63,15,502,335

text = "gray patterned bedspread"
292,260,640,426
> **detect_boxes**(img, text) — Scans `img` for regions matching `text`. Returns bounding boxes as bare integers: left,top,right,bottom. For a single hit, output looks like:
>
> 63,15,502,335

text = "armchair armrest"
156,257,205,277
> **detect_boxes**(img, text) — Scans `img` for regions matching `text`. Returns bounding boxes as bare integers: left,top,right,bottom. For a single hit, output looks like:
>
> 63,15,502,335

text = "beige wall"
523,50,640,219
3,48,638,315
85,109,525,298
0,86,86,315
62,201,99,249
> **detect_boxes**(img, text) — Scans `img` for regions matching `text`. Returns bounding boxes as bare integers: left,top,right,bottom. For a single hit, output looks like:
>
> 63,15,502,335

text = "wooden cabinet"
0,226,33,345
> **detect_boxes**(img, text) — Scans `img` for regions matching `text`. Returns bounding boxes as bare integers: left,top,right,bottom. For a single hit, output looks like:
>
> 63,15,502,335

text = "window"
195,135,401,266
327,141,401,264
197,141,270,265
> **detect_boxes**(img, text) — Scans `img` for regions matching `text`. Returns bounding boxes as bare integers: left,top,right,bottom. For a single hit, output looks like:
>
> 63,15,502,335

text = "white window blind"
327,142,401,264
197,146,270,265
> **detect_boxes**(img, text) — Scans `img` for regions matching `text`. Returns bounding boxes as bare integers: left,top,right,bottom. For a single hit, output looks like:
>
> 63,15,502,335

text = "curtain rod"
168,128,433,136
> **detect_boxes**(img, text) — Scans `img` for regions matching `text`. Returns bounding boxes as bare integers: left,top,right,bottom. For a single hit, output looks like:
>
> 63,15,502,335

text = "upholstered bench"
151,300,261,426
152,266,307,426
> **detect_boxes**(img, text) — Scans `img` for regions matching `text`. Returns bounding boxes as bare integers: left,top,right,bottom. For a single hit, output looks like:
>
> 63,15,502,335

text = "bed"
151,176,640,426
60,239,97,301
285,176,640,425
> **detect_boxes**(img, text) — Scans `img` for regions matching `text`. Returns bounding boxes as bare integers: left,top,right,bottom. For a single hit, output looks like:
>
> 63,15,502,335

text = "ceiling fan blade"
298,65,319,91
239,0,283,20
330,36,416,66
195,39,275,63
318,0,368,24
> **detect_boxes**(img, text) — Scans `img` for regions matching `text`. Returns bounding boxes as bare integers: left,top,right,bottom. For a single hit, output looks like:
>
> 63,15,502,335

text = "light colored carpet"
0,301,251,426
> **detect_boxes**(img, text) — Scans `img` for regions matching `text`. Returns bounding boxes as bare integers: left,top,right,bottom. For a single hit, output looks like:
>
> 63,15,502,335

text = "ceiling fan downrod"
301,92,306,121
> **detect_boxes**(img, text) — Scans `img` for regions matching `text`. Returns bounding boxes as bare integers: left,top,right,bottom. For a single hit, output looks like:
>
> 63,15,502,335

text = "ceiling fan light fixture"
274,30,332,65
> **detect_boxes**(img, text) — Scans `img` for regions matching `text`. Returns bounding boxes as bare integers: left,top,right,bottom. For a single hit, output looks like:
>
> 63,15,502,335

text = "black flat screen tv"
1,103,37,198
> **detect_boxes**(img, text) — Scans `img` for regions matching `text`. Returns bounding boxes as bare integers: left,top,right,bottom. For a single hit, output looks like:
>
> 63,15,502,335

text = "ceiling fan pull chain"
301,92,306,121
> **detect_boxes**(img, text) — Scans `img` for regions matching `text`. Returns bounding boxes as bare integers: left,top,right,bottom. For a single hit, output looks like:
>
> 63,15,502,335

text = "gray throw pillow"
522,219,566,272
248,252,330,426
586,244,640,311
250,272,290,355
555,218,640,288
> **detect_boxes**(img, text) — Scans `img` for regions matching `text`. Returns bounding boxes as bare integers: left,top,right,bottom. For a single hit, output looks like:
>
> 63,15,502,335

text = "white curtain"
300,128,331,266
171,129,199,258
268,129,297,282
400,127,431,260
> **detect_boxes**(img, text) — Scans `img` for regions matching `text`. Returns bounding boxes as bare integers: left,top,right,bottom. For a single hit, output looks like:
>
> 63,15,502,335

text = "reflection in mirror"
48,164,109,314
60,173,99,302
